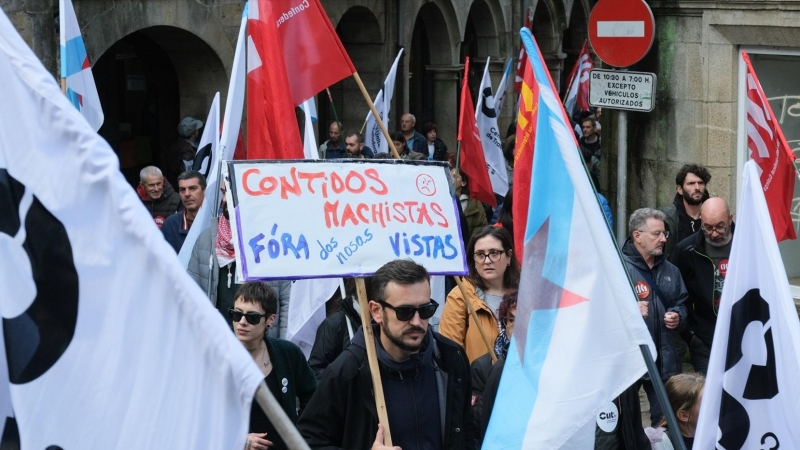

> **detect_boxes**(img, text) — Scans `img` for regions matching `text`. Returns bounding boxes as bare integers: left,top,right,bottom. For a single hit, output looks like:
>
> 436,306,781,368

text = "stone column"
427,64,462,152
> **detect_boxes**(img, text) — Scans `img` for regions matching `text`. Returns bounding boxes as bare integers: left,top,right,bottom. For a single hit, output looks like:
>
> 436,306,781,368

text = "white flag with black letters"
694,160,800,449
0,8,263,448
475,57,509,197
364,48,403,155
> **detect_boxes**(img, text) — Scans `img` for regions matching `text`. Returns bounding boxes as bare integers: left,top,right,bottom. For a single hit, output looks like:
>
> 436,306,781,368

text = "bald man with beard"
669,197,734,374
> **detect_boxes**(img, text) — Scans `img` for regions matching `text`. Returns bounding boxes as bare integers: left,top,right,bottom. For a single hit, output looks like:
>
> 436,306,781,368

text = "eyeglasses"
473,249,506,263
638,230,669,239
228,309,267,325
377,299,439,321
702,223,728,234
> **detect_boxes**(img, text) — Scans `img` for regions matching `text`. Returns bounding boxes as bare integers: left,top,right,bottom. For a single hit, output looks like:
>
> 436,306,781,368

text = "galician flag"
0,8,264,448
364,49,404,155
483,28,654,449
59,0,103,131
475,57,510,197
694,160,800,449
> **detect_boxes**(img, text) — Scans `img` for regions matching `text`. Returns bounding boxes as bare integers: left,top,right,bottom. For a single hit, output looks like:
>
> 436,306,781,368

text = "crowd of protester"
134,112,726,450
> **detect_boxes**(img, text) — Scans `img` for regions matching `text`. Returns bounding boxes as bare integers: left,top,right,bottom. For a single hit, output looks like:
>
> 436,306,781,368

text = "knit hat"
177,117,203,138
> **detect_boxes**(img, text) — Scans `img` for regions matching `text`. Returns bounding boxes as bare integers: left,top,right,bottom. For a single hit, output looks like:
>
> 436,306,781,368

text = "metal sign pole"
616,109,627,244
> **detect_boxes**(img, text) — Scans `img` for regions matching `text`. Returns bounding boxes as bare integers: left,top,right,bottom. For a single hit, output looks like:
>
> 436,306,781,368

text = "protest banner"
226,159,468,281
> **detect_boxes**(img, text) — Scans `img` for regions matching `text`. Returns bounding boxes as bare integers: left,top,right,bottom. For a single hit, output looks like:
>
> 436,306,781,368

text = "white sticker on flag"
597,21,645,38
596,402,619,433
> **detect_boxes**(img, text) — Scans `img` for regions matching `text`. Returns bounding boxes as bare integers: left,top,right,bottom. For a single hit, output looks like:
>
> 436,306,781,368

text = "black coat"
479,358,649,450
622,239,689,380
308,297,362,381
668,226,734,347
297,327,474,450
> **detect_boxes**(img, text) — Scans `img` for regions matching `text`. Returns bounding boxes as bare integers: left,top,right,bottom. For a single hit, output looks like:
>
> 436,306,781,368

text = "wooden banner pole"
254,381,311,450
454,276,497,362
352,72,401,160
354,277,393,446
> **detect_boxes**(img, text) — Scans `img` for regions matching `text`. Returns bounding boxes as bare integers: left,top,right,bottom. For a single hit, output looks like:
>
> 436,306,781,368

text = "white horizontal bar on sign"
597,21,645,38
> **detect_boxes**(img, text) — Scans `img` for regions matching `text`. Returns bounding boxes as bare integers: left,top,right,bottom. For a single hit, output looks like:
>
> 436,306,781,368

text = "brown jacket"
439,280,499,363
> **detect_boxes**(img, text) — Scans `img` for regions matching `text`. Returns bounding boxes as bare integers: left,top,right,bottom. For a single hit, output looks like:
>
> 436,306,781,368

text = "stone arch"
321,6,384,137
463,0,507,61
93,26,227,186
409,1,462,147
532,0,566,89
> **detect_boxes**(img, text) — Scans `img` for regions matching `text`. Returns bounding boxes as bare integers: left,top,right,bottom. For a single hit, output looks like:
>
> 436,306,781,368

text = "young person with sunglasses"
440,226,520,363
297,259,473,450
231,283,316,450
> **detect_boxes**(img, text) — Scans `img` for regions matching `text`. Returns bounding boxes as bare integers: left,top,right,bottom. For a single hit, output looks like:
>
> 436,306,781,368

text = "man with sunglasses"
297,259,473,450
622,208,688,427
669,197,734,375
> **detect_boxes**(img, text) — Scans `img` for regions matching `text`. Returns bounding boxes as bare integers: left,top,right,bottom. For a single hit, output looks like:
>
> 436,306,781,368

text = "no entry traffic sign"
588,0,655,67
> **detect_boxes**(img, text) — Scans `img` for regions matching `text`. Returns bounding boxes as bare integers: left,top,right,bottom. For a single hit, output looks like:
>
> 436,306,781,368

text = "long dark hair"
466,226,520,291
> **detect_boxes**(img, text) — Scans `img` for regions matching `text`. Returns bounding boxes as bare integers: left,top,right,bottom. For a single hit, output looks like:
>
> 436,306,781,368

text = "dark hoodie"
371,327,443,450
308,296,364,380
660,193,702,256
136,179,181,228
297,325,472,450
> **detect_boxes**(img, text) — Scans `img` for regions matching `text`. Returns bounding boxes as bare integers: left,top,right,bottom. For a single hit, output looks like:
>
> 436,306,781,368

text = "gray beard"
705,234,732,248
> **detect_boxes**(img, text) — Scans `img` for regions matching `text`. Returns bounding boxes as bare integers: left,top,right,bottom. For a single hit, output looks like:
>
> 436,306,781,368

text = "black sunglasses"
377,299,439,321
228,308,267,325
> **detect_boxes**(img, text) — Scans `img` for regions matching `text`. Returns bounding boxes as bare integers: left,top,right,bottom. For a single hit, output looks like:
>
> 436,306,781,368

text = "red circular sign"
718,259,728,277
588,0,655,67
634,281,650,300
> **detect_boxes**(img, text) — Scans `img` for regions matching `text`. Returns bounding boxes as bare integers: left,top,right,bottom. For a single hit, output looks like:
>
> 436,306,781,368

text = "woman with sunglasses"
440,226,520,363
231,283,316,450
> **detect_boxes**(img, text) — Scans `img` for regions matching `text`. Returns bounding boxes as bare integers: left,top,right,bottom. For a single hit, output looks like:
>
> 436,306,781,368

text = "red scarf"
215,215,236,267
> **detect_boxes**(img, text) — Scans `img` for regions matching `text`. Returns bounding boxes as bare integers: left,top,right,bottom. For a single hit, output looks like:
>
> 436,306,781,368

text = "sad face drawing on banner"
0,169,78,449
718,289,779,450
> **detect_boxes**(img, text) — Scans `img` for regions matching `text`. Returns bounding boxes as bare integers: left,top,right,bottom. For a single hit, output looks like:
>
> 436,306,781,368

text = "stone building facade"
6,0,800,291
2,0,592,181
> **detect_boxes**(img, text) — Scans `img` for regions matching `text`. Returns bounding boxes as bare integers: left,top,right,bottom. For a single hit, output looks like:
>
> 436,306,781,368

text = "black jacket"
659,194,702,257
136,181,181,228
478,358,649,450
622,239,688,380
669,226,734,347
308,296,362,381
297,326,474,450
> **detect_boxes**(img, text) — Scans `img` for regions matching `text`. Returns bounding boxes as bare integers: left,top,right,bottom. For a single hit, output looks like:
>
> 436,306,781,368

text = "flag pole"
354,277,394,446
61,78,66,95
456,277,497,361
326,88,342,130
352,72,402,160
254,381,312,450
638,345,688,450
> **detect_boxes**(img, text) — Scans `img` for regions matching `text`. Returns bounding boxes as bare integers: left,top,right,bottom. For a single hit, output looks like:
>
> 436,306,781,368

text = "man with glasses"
669,197,734,375
622,208,688,427
298,259,473,450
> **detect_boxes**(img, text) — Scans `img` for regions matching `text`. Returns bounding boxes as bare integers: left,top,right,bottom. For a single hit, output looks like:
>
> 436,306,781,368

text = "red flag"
563,41,593,117
513,8,533,94
458,57,496,208
247,0,304,159
742,51,797,242
511,56,539,258
272,0,355,107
